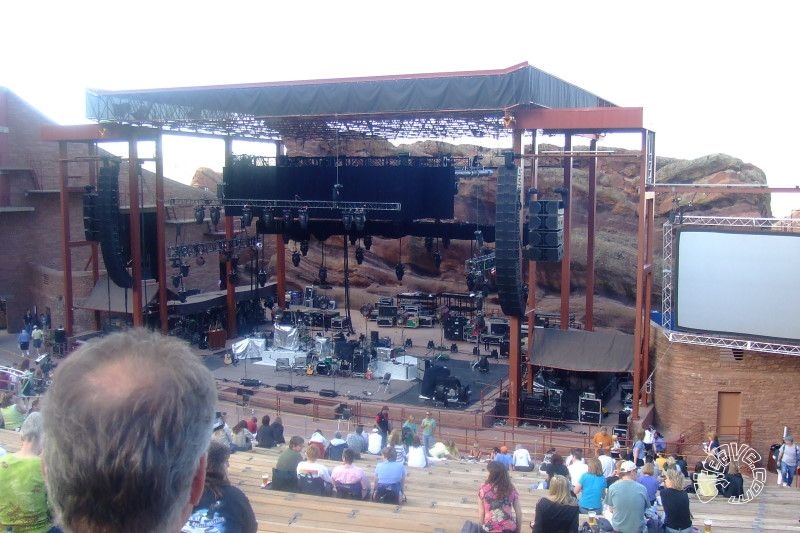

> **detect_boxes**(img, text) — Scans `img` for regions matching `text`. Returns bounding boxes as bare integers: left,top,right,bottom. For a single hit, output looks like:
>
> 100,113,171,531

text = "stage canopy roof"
531,328,634,373
85,62,616,142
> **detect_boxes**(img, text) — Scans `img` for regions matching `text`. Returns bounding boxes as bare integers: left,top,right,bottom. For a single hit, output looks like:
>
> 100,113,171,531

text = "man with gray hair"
42,329,217,533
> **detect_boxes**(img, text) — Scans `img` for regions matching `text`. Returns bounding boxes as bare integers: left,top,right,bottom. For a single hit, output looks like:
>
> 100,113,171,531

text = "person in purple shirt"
637,462,660,504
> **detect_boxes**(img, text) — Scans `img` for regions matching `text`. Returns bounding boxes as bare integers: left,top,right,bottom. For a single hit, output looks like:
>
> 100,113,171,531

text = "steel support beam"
59,142,74,336
560,136,573,330
224,137,237,338
155,132,169,334
513,107,645,132
128,138,143,327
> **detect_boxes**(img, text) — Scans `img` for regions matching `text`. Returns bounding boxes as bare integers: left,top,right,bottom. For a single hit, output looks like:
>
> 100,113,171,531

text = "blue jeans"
423,434,434,454
781,461,796,485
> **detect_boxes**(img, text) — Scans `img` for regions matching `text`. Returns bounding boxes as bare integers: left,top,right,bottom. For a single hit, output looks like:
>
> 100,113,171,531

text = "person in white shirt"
643,426,655,454
512,444,533,472
567,449,588,486
297,444,333,495
406,435,428,468
367,427,383,455
597,448,615,478
309,429,330,452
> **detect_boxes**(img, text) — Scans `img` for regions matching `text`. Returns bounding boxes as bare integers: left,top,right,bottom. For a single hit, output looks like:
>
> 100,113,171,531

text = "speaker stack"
528,200,564,262
82,188,99,241
494,163,525,317
97,160,133,288
443,316,468,341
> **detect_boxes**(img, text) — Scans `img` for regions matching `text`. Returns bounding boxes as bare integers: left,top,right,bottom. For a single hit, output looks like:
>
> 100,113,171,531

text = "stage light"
342,213,353,231
424,237,433,252
355,246,364,265
195,256,206,266
349,233,357,245
257,269,268,287
318,266,328,284
180,264,190,277
433,250,442,269
255,241,263,251
363,235,372,250
170,257,181,269
263,209,273,225
354,213,366,233
395,263,405,281
210,206,221,226
171,274,182,288
291,251,301,267
474,230,484,249
300,240,309,256
241,205,253,228
298,209,309,230
194,206,205,224
282,208,293,223
442,237,450,249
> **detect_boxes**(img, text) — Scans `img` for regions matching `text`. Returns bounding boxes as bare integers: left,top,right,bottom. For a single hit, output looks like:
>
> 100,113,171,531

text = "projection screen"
675,228,800,341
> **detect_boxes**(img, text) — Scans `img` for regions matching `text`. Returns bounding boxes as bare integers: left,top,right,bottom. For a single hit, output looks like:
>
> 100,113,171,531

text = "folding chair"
378,372,392,393
275,357,291,372
335,481,363,500
292,355,308,374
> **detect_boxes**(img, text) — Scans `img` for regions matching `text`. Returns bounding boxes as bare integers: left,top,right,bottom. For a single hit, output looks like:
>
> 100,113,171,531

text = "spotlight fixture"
194,206,205,224
318,266,328,285
424,237,433,253
355,246,364,265
300,240,309,256
395,263,405,281
298,209,309,230
363,235,373,250
210,206,221,226
474,230,484,249
255,241,263,251
354,213,366,233
291,250,301,267
342,213,353,231
257,269,268,287
433,250,442,269
180,264,190,277
282,208,293,223
263,209,273,225
241,205,253,228
171,274,182,288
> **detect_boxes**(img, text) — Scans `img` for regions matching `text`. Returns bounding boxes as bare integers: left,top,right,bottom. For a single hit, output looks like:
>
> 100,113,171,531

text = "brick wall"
652,326,800,462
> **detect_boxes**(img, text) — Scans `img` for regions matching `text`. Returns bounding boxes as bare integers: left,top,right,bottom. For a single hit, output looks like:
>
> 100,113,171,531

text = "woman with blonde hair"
574,457,606,514
388,427,406,464
478,460,522,533
530,474,579,532
660,469,692,533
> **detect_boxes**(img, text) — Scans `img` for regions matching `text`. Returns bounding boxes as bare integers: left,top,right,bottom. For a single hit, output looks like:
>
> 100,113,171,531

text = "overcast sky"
4,0,798,214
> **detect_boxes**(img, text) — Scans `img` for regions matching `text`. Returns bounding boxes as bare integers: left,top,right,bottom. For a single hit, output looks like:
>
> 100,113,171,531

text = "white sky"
4,0,798,214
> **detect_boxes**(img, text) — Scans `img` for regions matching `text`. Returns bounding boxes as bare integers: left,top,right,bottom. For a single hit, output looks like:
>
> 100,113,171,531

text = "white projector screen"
675,228,800,341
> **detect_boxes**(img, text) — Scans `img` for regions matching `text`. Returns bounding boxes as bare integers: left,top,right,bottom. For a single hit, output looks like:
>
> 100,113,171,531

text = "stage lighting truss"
465,252,495,273
170,198,400,213
167,235,258,259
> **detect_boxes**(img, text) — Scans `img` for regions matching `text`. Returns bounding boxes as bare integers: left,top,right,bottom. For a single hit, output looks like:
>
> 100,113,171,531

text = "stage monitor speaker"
293,397,312,405
370,331,379,344
319,389,338,398
53,328,66,344
494,397,509,417
275,383,294,392
494,164,525,317
239,378,261,388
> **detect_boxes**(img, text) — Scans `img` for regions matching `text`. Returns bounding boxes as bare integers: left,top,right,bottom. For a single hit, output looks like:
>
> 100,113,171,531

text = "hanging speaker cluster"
97,160,133,289
527,200,564,262
82,186,99,241
494,161,525,317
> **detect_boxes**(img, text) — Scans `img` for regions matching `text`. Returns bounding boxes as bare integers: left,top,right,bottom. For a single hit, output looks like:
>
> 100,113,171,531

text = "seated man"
296,444,333,496
328,431,347,461
494,445,513,470
345,425,367,459
331,448,371,499
373,447,406,503
512,444,533,472
272,436,305,491
592,426,613,453
41,329,217,533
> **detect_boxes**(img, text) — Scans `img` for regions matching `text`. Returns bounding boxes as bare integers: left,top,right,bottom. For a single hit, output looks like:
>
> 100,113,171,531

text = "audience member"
212,417,234,451
592,426,613,452
605,460,649,533
401,414,417,446
345,425,367,458
331,448,371,499
375,406,391,449
637,462,660,505
328,432,347,461
777,435,799,487
275,436,305,472
18,328,31,357
543,453,570,489
256,415,276,448
388,428,406,464
420,411,437,454
493,445,513,470
182,441,257,533
367,427,383,455
0,412,59,533
598,447,615,478
406,435,428,468
0,394,27,430
530,474,579,533
512,443,533,471
374,447,406,503
246,415,258,434
575,457,606,514
478,460,522,533
231,420,255,451
468,441,486,462
702,431,720,457
632,430,647,467
297,444,333,495
660,469,693,533
723,462,745,498
693,461,719,500
270,416,286,445
567,449,588,485
42,329,217,533
610,434,623,459
428,440,460,460
643,425,655,453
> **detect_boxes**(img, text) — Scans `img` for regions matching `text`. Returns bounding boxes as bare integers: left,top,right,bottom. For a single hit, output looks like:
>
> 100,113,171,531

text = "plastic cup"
588,511,597,526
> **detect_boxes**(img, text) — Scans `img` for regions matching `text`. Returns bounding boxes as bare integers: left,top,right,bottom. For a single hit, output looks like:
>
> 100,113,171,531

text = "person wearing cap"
212,413,234,451
777,435,800,487
605,460,649,533
494,445,513,470
421,411,437,455
367,426,383,455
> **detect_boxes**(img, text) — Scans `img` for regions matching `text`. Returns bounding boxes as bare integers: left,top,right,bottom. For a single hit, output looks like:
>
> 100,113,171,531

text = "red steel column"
128,138,143,327
525,131,539,393
59,142,74,335
224,137,237,337
560,136,573,329
155,132,169,333
88,143,101,331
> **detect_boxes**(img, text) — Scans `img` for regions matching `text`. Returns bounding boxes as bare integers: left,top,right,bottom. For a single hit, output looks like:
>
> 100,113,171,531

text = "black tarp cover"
531,328,633,373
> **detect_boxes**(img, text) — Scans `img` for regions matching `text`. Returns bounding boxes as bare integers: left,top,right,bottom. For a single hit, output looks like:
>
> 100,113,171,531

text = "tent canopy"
531,328,633,373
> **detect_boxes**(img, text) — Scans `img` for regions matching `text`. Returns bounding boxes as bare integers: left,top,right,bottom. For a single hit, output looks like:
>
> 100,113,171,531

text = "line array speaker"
82,189,99,241
97,160,133,288
494,163,525,317
528,200,564,263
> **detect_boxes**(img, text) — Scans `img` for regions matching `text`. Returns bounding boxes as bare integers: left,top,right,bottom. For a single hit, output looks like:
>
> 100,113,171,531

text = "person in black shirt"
376,406,391,449
270,415,286,445
256,414,275,448
543,453,570,488
182,440,257,533
531,474,579,533
660,469,693,533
